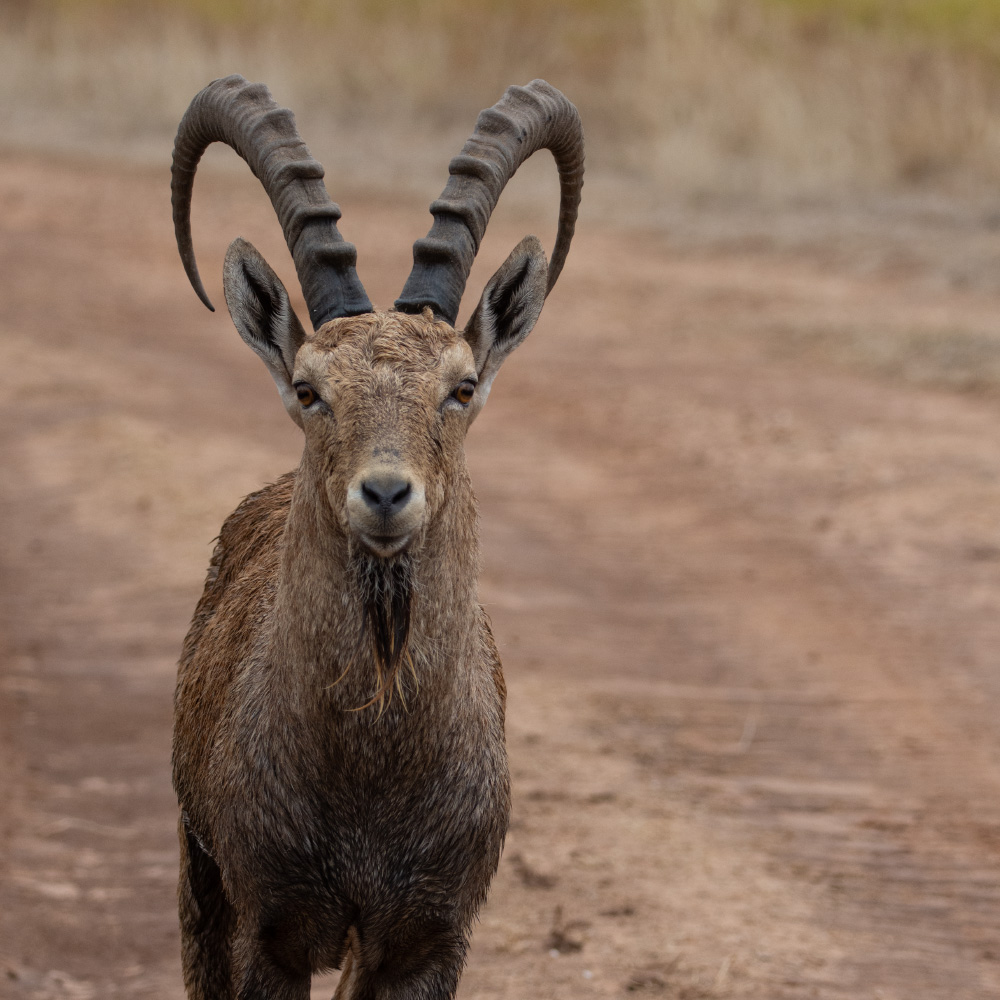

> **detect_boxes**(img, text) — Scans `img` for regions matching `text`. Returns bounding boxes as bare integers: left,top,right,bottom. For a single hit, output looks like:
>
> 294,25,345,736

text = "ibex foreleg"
330,927,466,1000
178,819,235,1000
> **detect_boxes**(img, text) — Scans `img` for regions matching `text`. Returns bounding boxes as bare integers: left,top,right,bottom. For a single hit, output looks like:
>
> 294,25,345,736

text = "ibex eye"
452,381,476,406
295,383,317,407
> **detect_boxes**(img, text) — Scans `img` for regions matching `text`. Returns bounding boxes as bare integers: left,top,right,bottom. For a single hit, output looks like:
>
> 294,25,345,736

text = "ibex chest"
212,692,509,954
220,677,508,871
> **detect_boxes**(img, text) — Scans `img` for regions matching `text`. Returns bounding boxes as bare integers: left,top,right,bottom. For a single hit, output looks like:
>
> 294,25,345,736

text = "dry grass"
5,0,1000,206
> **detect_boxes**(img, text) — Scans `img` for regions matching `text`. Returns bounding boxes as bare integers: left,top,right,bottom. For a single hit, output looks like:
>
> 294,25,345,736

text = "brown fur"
174,311,511,1000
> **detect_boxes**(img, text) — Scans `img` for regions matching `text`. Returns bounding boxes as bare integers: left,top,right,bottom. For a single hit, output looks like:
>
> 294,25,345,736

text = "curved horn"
172,75,372,330
394,79,584,325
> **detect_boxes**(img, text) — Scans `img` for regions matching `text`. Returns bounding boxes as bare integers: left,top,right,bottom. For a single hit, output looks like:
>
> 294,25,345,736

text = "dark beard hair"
354,552,414,710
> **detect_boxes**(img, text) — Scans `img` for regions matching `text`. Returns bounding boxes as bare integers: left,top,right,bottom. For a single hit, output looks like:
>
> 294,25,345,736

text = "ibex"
169,75,583,999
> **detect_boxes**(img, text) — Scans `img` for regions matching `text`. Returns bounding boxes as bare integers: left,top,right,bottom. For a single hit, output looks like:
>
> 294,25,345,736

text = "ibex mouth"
358,532,413,559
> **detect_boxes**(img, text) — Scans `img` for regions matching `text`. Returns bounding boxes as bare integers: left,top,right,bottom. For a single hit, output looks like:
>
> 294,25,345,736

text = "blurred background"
9,0,1000,283
4,2,1000,999
10,0,1000,201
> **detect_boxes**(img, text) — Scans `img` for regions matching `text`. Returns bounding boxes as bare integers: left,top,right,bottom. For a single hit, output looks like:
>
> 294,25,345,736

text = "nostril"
389,481,411,506
361,475,412,515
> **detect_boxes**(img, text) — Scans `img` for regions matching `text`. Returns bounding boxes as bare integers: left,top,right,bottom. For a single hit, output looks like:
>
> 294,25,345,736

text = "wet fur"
173,314,511,1000
354,552,414,711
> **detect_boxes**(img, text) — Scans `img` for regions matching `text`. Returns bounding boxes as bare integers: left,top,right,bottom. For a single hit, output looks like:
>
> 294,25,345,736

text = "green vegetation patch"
38,0,640,27
29,0,1000,49
767,0,1000,49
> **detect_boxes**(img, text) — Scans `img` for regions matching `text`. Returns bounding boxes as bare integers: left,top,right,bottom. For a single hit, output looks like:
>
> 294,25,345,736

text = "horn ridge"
394,79,583,325
172,74,372,328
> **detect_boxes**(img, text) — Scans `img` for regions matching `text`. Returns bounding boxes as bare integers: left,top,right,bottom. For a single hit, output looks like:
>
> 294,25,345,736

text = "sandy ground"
2,150,1000,999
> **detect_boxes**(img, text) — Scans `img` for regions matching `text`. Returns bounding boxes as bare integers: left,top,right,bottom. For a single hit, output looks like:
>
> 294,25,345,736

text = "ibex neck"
270,468,481,709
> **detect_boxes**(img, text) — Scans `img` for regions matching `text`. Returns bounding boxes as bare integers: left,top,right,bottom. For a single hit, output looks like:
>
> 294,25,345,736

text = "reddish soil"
2,151,1000,999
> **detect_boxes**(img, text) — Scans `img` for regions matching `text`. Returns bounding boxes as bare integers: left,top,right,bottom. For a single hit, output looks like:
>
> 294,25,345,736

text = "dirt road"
1,151,999,999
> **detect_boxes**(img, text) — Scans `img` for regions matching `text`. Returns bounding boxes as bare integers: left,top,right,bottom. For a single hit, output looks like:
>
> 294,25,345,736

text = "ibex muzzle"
170,75,583,1000
349,467,424,557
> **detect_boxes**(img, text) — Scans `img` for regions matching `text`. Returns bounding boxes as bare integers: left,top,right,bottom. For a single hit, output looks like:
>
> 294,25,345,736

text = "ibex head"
171,76,583,561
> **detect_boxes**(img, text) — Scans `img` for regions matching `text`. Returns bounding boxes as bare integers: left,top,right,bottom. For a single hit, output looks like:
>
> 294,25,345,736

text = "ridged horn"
394,80,584,326
172,75,372,330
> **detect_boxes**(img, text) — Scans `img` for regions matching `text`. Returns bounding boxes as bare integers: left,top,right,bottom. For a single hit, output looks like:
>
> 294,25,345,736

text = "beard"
354,551,414,709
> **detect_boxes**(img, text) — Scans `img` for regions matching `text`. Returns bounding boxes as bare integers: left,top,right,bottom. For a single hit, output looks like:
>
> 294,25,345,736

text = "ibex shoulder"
181,471,295,664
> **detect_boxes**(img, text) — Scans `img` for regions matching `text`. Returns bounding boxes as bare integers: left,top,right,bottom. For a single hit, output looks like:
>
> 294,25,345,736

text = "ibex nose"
360,474,413,517
347,468,426,556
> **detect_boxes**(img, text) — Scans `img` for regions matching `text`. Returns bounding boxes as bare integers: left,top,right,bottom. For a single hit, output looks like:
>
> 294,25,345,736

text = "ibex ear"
463,235,548,419
222,237,308,428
